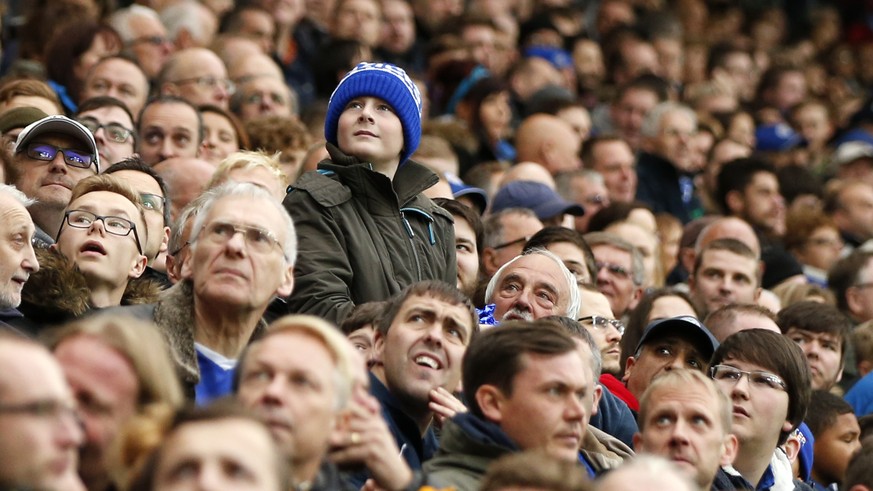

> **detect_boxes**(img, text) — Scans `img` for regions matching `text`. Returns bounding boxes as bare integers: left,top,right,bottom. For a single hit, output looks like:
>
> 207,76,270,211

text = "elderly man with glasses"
18,174,158,329
117,181,296,403
7,115,100,248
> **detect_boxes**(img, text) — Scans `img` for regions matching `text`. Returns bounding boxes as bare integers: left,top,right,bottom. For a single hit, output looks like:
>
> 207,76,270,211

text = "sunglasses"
20,143,95,170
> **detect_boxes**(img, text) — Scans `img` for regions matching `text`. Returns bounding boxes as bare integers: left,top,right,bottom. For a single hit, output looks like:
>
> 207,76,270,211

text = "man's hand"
428,387,467,426
328,386,413,491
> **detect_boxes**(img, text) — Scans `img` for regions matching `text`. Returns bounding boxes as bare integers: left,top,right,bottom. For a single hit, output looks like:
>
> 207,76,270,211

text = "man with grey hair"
635,101,702,223
481,208,543,277
585,232,644,319
118,182,296,403
109,5,174,81
159,0,218,50
0,184,39,334
485,249,581,322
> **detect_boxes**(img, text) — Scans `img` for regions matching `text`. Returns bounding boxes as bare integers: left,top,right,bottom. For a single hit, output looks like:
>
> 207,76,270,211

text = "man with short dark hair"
704,303,780,342
805,391,861,491
709,329,812,490
370,281,477,475
716,158,786,238
7,115,100,247
777,301,852,391
830,249,873,324
622,316,719,405
689,238,761,318
136,96,203,166
75,97,137,166
424,320,604,490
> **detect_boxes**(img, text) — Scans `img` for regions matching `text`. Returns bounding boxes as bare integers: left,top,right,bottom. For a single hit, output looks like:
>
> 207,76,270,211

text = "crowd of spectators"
5,0,873,490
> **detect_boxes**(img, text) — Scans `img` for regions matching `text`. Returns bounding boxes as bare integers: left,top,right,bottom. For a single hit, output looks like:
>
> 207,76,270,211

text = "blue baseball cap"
490,180,585,220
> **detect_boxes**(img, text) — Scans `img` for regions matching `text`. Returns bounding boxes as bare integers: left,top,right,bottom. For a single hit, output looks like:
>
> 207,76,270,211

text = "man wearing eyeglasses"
109,5,174,81
584,231,644,319
708,329,812,490
105,158,173,287
75,96,137,166
159,48,234,110
0,334,84,490
18,175,156,327
7,115,100,248
481,208,543,277
117,182,295,403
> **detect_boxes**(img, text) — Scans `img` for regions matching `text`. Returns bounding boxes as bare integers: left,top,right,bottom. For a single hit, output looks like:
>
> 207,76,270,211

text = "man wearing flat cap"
622,315,719,406
6,115,99,248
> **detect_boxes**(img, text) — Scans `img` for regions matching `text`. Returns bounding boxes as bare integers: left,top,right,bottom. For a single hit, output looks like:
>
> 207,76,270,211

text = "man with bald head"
154,157,215,222
514,114,582,175
80,56,150,119
158,48,233,109
704,303,780,342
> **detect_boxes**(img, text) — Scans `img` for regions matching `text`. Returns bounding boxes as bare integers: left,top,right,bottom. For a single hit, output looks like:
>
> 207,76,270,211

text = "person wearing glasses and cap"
18,174,158,329
283,62,455,324
7,115,101,249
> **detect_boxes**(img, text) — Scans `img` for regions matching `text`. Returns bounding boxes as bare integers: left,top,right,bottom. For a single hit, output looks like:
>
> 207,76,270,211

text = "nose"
670,419,690,446
358,104,375,122
422,321,445,347
664,355,685,372
262,374,286,403
224,229,247,255
22,243,39,273
605,326,621,343
564,394,585,421
730,373,752,399
88,218,107,236
57,409,84,449
159,138,177,161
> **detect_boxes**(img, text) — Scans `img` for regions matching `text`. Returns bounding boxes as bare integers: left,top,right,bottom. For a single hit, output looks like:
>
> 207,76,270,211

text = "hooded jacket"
282,144,456,324
19,248,161,329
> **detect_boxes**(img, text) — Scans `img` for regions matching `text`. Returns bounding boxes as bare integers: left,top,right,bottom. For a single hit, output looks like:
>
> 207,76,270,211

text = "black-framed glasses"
171,76,236,95
595,261,631,280
710,364,787,392
493,235,530,250
60,209,143,255
77,117,134,143
198,221,282,255
578,315,625,335
139,193,166,213
20,143,96,170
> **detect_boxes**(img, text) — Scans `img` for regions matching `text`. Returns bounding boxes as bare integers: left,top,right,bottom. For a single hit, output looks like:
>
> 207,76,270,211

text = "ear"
159,226,170,254
680,248,696,276
275,263,294,297
848,287,865,318
476,385,505,423
160,82,180,97
165,255,179,283
720,433,739,466
725,190,744,215
482,247,500,277
49,243,58,253
591,384,602,416
622,356,636,384
752,287,762,302
628,286,643,311
128,254,148,279
372,329,387,361
180,249,194,280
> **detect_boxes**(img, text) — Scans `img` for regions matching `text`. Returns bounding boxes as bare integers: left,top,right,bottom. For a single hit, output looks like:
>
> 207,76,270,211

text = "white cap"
14,115,100,172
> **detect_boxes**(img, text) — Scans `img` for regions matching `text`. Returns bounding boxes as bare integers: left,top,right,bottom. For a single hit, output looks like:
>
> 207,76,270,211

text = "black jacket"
282,144,456,324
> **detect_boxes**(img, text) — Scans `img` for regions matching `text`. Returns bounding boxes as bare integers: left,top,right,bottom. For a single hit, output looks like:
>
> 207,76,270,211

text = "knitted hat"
324,62,423,166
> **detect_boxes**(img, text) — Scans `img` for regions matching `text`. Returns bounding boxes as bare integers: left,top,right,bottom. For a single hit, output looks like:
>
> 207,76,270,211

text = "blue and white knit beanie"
324,62,423,165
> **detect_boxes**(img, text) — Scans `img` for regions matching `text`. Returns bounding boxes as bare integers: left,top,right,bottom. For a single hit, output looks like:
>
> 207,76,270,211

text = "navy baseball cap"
635,315,719,360
490,180,584,220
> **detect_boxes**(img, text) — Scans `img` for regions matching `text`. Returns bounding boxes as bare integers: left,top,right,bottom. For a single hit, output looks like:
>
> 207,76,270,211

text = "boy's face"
813,412,861,485
347,325,376,367
784,328,843,391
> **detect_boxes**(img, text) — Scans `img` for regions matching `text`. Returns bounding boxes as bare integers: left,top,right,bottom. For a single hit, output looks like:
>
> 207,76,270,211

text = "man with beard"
484,249,580,323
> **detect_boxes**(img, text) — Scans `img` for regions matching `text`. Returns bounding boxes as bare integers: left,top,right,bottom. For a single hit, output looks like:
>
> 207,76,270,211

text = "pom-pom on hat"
324,62,423,166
